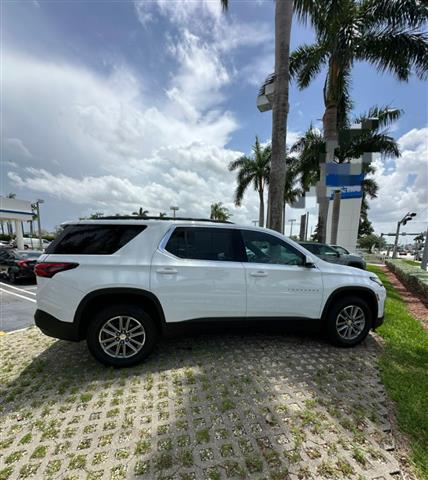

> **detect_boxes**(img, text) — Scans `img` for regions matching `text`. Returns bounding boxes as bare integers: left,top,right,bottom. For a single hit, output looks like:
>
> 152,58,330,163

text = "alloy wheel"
335,305,366,341
98,316,146,359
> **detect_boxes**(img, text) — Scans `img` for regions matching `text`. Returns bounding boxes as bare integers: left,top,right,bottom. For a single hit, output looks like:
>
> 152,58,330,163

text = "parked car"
331,244,364,258
34,219,385,367
299,242,366,270
22,237,51,250
0,248,41,283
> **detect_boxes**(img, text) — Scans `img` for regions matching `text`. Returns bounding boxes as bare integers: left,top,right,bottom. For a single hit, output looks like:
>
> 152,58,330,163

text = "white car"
34,219,386,367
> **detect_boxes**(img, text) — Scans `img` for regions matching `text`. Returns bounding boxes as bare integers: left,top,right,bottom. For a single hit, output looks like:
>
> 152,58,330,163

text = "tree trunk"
267,0,293,233
320,56,340,243
258,188,265,228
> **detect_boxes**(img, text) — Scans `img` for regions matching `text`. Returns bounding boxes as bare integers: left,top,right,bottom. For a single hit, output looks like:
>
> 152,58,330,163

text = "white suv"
34,219,386,367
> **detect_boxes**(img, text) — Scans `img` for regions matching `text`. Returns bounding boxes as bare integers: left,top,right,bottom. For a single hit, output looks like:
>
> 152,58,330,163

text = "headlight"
370,276,383,287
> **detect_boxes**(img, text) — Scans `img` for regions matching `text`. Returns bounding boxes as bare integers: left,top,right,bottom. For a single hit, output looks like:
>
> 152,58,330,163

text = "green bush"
385,259,428,299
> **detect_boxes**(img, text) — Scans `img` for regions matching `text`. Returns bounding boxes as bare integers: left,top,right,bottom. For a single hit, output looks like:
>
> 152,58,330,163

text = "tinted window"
46,225,146,255
332,246,348,255
165,227,239,261
242,230,304,266
303,243,337,256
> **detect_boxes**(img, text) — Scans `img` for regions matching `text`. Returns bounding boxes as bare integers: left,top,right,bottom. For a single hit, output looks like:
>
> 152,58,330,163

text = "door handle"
250,271,268,277
156,267,178,274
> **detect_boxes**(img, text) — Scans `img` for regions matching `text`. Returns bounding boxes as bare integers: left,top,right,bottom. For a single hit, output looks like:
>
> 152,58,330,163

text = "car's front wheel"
86,305,157,367
326,296,372,347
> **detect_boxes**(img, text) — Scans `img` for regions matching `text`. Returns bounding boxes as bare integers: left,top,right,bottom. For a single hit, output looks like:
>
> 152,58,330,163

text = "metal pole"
421,229,428,271
36,202,43,251
392,221,401,259
29,221,34,249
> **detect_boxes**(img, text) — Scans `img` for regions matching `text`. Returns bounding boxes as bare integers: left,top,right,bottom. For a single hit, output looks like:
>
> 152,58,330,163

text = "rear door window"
46,225,146,255
165,227,241,262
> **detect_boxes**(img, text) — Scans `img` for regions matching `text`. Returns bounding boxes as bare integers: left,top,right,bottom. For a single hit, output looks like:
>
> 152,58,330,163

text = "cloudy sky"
2,0,427,239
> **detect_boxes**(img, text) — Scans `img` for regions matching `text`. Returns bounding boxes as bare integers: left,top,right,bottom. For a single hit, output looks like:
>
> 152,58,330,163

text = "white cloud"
3,137,33,160
3,51,266,225
369,126,428,233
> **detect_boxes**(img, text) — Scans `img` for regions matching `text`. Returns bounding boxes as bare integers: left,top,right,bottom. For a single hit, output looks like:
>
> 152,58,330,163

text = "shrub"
385,259,428,299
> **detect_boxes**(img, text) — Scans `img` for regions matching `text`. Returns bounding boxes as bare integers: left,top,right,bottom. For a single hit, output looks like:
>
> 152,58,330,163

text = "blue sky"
2,0,427,238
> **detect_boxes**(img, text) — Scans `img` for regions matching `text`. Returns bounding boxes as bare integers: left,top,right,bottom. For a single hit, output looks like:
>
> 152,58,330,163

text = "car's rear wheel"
86,304,157,367
326,296,372,347
8,269,17,284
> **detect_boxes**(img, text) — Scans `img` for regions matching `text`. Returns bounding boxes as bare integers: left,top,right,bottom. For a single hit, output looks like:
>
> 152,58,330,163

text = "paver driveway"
0,327,402,480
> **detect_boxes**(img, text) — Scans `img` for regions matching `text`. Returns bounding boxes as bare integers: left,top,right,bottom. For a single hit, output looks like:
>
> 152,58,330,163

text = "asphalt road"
0,279,37,333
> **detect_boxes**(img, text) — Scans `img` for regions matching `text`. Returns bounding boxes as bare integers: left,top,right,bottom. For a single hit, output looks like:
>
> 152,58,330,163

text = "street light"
392,212,416,258
31,199,44,251
170,206,179,220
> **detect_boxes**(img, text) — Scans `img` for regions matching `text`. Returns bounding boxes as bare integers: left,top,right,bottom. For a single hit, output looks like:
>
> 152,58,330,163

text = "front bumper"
373,315,384,329
35,309,80,341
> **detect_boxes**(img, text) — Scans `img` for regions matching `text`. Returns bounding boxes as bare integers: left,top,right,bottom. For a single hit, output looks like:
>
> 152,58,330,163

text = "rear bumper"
35,309,80,341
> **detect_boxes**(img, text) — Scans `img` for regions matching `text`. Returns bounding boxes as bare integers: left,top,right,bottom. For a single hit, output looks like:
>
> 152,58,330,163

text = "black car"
299,242,366,269
0,248,41,283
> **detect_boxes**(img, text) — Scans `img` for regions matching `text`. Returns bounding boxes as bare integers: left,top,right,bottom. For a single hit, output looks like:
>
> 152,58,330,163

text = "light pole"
392,212,416,258
170,206,179,220
421,228,428,271
288,219,296,237
32,199,44,251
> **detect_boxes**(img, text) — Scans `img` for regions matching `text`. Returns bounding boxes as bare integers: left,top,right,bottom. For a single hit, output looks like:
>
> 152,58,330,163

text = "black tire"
86,304,158,367
8,269,17,284
326,296,372,347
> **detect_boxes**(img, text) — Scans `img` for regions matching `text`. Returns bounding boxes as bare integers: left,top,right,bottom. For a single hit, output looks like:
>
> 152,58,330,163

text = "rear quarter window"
46,225,146,255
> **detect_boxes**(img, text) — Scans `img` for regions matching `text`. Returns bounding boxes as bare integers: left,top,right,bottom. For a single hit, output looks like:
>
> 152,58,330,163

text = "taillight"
17,260,28,268
34,262,79,278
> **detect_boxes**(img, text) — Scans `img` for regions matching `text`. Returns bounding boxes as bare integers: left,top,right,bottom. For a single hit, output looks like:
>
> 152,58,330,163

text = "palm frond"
354,105,403,129
290,43,328,88
360,28,428,80
362,177,379,199
228,155,251,172
234,174,253,206
362,0,428,29
349,132,401,158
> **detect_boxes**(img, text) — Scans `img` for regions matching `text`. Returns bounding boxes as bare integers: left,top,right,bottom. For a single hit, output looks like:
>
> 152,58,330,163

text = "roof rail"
91,216,234,224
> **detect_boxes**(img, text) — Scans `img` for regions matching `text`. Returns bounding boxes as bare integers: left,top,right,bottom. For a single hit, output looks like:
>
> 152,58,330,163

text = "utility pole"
32,199,44,251
392,212,416,258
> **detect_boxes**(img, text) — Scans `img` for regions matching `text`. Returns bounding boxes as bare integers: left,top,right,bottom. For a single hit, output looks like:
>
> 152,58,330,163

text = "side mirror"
304,255,315,268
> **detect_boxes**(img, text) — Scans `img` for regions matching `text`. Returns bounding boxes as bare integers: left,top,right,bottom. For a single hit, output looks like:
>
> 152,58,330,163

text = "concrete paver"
0,328,402,479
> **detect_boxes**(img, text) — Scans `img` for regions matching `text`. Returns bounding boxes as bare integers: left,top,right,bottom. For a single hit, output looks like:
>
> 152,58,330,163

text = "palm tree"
210,202,231,221
132,207,149,217
221,0,294,233
291,106,402,240
159,212,167,218
228,137,270,227
290,0,428,240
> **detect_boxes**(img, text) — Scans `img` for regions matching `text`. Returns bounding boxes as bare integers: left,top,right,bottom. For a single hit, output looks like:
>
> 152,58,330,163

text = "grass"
369,265,428,479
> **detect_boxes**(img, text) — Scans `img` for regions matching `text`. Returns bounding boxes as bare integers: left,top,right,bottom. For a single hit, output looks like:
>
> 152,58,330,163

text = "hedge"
385,259,428,300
